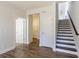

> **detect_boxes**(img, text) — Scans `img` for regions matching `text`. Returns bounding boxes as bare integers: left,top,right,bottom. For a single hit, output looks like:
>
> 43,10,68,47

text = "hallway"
0,1,79,58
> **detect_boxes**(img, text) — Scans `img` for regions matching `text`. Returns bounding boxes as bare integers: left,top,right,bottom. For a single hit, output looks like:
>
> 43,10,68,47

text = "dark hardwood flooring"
0,38,77,58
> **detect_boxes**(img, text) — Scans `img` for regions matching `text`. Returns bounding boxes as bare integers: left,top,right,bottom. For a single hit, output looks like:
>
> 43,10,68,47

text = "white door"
16,17,25,43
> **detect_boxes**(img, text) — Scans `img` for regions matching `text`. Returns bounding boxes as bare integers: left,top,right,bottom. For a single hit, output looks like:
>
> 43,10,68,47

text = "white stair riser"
58,31,72,32
56,44,76,48
57,40,74,44
58,27,70,28
56,48,77,55
58,29,71,31
57,34,73,36
57,36,73,39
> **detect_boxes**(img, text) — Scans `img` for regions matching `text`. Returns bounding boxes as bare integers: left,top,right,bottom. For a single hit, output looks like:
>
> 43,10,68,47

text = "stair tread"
58,26,70,27
57,32,72,34
56,40,74,43
57,33,73,36
57,35,73,37
57,36,73,39
58,29,72,31
58,29,71,30
56,41,75,46
58,31,72,32
56,45,77,52
58,26,70,28
56,48,77,55
58,28,71,29
56,44,76,48
57,38,74,41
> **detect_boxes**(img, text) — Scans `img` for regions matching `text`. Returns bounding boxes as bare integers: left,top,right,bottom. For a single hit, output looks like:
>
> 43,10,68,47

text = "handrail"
68,11,79,35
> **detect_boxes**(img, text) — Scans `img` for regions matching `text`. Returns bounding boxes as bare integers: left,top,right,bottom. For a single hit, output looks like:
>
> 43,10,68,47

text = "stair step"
58,26,70,27
58,26,70,28
58,25,70,26
57,32,72,34
58,31,72,33
57,34,73,36
56,44,76,48
59,21,69,24
58,28,71,30
58,29,71,31
57,35,73,37
59,21,69,22
58,23,70,26
56,45,77,52
56,40,74,44
56,41,75,46
56,48,77,55
58,28,70,29
58,22,69,25
57,38,74,41
58,28,71,29
58,23,69,24
58,24,70,26
59,20,69,22
58,27,71,29
58,22,70,25
57,36,73,39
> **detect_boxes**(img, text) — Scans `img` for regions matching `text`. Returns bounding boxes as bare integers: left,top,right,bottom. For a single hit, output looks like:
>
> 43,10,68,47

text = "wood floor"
28,38,39,49
0,38,77,58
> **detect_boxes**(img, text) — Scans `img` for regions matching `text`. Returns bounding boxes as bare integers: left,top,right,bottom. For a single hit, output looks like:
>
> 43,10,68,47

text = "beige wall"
32,14,39,39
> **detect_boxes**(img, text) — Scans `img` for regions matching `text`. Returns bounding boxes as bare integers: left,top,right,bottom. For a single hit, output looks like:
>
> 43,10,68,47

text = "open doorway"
28,13,40,49
58,2,69,20
16,17,26,46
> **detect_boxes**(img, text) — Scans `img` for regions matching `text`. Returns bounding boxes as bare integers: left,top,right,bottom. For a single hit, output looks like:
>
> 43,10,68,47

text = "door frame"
27,13,40,45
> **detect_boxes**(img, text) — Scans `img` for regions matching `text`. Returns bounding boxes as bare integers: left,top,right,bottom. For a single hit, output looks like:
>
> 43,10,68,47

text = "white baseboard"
0,46,15,54
23,42,28,44
53,48,56,52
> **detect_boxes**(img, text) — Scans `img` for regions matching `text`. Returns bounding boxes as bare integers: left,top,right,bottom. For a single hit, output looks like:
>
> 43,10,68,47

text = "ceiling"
8,1,53,10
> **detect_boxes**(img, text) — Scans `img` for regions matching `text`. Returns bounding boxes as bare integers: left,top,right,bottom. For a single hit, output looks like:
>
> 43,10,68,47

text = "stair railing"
67,11,79,35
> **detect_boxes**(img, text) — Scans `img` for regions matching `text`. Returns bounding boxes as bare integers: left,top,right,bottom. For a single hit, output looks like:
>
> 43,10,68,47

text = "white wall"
26,2,56,49
69,2,79,34
68,1,79,57
58,2,69,20
0,2,26,54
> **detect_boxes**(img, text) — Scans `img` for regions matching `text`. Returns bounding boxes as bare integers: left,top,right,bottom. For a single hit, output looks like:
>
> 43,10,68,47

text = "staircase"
56,20,78,56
